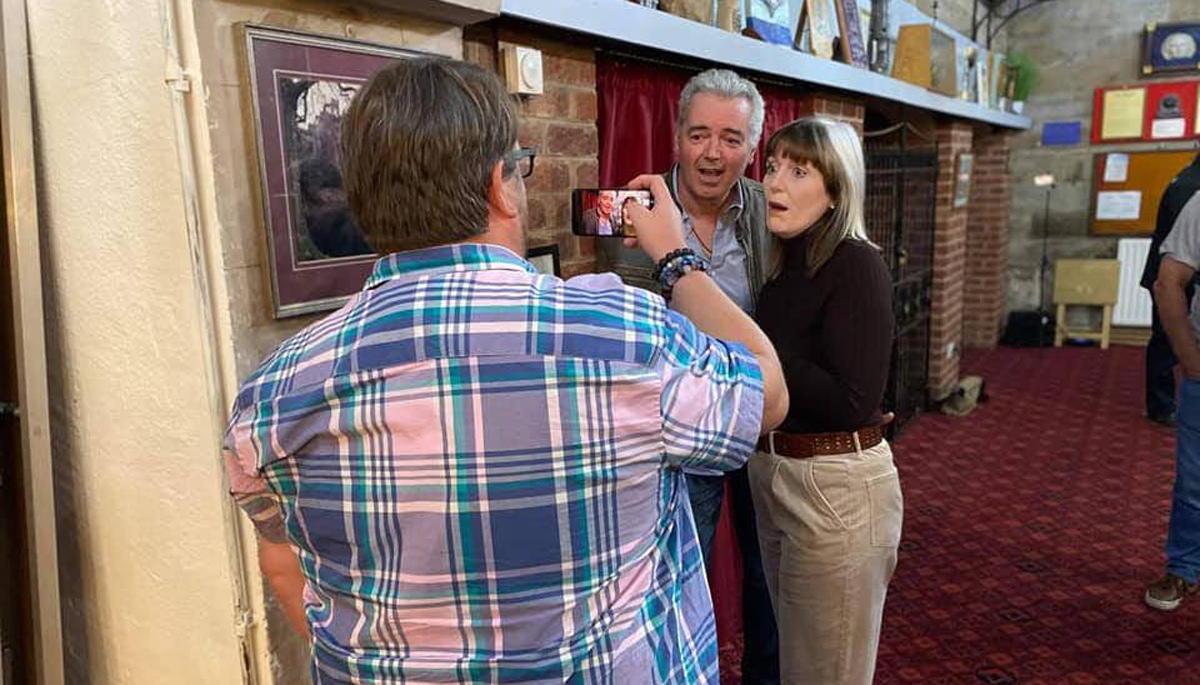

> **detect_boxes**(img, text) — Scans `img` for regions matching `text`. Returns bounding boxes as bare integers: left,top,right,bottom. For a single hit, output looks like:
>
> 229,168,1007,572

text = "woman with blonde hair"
749,116,903,684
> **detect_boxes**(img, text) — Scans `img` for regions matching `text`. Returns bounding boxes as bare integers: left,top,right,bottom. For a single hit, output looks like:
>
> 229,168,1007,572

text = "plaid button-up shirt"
223,244,763,684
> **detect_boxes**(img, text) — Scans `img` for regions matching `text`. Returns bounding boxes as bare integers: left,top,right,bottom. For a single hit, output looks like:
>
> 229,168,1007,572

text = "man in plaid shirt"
223,57,787,684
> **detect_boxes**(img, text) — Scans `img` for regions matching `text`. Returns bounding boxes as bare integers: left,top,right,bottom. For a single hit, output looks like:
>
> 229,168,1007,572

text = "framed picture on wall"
953,152,973,208
526,244,562,277
1141,23,1200,76
239,24,421,318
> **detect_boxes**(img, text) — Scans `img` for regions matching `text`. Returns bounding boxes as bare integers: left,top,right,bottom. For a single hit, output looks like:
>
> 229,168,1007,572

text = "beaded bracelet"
655,249,710,303
652,247,697,283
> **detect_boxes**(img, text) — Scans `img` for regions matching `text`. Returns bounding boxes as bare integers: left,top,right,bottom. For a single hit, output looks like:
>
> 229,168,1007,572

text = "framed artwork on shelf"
658,0,714,24
716,0,742,32
892,24,956,97
858,4,872,56
989,51,1003,108
833,0,868,68
240,24,420,318
744,0,795,46
975,50,989,106
798,0,840,59
526,244,562,277
928,26,957,97
960,46,980,102
1141,23,1200,76
891,24,931,88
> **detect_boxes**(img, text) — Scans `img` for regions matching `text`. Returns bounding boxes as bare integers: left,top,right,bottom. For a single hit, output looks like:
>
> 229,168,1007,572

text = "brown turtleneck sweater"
755,236,895,434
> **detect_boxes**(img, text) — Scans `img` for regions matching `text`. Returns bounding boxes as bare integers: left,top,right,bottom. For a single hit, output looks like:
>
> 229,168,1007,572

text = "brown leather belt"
757,425,885,459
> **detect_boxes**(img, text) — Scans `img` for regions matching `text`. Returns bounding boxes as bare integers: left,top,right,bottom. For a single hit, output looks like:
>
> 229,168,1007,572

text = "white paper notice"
1104,153,1130,182
1152,118,1187,139
1096,191,1142,220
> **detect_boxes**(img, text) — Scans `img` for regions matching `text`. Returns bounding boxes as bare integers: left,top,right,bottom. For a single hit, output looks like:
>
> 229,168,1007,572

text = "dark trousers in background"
687,469,781,685
1147,292,1184,419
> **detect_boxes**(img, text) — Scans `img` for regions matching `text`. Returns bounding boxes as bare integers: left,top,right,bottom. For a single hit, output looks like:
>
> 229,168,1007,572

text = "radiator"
1114,238,1152,326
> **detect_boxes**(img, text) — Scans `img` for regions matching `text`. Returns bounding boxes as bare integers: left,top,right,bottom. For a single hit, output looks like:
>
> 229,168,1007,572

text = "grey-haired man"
598,67,779,685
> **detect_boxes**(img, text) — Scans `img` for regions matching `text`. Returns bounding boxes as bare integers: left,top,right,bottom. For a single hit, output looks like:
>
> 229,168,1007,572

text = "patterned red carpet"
719,345,1200,684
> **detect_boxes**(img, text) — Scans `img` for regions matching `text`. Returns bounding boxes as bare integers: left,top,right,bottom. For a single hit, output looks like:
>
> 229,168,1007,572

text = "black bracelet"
658,252,709,303
652,247,697,283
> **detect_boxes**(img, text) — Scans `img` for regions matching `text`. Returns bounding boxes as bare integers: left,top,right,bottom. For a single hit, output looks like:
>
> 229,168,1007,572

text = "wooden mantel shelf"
499,0,1032,130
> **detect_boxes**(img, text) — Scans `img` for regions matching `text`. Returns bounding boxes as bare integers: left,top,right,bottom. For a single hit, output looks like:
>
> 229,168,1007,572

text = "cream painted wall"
28,0,465,680
27,0,248,683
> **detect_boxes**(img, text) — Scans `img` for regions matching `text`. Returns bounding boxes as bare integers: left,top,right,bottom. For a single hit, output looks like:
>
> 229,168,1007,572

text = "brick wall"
929,121,974,400
464,23,599,277
463,29,1013,405
963,128,1011,348
806,94,866,134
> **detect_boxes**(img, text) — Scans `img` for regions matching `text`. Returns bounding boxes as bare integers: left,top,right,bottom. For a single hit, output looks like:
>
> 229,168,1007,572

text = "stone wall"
1004,0,1197,318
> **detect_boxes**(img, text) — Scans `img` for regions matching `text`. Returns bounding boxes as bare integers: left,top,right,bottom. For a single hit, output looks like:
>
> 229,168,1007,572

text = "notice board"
1091,150,1196,236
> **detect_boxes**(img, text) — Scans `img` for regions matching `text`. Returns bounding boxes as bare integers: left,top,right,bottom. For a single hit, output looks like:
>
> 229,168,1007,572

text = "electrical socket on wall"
944,341,958,359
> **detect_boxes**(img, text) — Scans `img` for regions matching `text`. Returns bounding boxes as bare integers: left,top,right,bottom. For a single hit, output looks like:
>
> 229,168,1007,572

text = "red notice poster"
1143,81,1197,141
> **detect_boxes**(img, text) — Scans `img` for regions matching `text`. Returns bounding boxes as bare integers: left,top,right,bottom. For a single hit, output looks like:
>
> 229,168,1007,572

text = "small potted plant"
1004,52,1038,114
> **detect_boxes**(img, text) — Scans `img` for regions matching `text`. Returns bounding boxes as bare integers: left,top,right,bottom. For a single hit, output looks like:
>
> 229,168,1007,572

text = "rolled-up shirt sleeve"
223,406,288,544
656,308,764,472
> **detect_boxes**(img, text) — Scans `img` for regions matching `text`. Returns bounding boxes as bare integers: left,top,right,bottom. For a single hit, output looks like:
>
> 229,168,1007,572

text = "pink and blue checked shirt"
223,244,763,684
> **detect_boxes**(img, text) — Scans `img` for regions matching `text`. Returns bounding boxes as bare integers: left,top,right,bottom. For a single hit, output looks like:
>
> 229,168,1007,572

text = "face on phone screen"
571,189,654,237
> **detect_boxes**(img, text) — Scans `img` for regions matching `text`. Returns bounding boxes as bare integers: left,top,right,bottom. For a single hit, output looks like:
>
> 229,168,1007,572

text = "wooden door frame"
1,0,65,681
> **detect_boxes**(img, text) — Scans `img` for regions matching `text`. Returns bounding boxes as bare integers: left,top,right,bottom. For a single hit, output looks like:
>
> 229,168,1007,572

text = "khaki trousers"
748,440,903,684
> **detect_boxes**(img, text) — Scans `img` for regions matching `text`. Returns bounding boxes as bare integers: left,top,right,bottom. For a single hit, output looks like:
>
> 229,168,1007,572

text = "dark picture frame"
833,0,868,68
953,152,973,208
240,24,421,318
1141,23,1200,77
526,244,562,277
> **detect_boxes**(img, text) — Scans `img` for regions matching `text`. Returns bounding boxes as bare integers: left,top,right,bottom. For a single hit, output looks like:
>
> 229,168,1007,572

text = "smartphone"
571,189,654,238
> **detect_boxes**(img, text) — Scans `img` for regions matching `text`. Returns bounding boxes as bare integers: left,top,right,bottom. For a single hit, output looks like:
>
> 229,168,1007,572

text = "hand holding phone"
571,189,654,238
621,175,687,262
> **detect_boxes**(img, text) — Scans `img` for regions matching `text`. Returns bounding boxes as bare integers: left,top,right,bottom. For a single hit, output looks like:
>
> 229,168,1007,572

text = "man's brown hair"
340,57,519,254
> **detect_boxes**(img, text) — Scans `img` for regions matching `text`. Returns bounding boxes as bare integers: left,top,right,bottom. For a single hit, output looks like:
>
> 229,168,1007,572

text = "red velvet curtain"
596,54,811,652
597,56,814,186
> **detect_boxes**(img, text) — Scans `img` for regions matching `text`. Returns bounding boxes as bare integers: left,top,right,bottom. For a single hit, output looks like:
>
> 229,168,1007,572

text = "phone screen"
571,189,654,237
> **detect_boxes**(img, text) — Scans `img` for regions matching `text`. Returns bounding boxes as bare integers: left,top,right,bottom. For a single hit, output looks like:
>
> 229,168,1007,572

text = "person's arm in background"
1155,195,1200,380
257,536,311,639
1156,256,1200,379
625,174,788,433
223,445,311,640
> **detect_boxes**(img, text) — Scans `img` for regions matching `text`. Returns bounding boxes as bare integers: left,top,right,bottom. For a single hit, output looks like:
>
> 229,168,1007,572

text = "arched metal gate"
864,124,938,436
